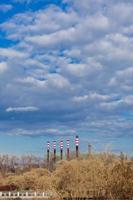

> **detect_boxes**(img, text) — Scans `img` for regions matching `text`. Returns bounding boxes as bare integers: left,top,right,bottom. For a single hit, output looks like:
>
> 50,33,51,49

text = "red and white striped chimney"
75,136,79,158
60,140,63,160
66,139,70,160
47,141,50,168
53,140,56,163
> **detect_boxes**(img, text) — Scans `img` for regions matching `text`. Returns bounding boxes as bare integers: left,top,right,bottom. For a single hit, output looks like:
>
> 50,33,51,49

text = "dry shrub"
5,168,52,190
108,160,133,199
53,158,110,198
1,153,133,200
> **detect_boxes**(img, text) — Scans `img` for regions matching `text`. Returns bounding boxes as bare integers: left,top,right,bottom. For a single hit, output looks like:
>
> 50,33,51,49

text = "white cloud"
25,27,77,48
7,127,76,137
109,67,133,90
109,3,133,25
0,0,133,140
17,77,47,88
100,100,123,110
117,67,133,77
6,106,39,112
124,95,133,105
13,0,43,3
17,74,70,89
0,4,13,12
0,48,27,58
73,92,109,102
89,92,110,101
46,74,70,89
0,62,8,73
73,95,88,102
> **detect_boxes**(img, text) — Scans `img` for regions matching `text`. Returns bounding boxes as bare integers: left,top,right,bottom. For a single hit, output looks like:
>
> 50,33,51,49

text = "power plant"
46,136,79,166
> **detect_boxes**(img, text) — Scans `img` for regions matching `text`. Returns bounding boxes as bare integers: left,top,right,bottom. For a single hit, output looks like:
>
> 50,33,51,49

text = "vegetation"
0,152,133,199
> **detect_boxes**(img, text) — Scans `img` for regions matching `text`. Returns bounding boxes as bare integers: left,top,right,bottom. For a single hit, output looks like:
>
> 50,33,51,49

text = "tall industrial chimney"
75,135,79,158
47,141,50,168
60,140,63,160
53,140,56,163
66,139,70,160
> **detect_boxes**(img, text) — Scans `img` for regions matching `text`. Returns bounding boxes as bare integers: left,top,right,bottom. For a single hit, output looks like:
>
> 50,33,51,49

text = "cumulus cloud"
0,0,133,142
73,92,109,103
109,67,133,92
0,48,27,58
124,95,133,105
0,62,8,73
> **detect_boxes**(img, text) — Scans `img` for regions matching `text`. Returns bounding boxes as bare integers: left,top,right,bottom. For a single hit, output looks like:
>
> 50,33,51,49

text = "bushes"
108,161,133,199
1,153,133,199
53,158,110,198
4,168,53,191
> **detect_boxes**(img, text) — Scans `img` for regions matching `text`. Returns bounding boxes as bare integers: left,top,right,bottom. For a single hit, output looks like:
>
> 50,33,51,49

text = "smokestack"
75,135,79,158
60,140,63,160
47,141,50,168
66,139,70,160
53,141,56,163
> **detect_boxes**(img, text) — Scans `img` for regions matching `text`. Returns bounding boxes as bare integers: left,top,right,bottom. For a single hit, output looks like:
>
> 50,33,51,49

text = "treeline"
0,152,133,199
0,154,43,176
0,151,93,175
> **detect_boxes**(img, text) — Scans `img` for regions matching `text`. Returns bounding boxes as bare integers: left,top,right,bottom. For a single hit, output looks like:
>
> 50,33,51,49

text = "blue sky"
0,0,133,156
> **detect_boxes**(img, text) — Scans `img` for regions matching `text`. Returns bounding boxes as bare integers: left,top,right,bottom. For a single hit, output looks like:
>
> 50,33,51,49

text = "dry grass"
0,153,133,200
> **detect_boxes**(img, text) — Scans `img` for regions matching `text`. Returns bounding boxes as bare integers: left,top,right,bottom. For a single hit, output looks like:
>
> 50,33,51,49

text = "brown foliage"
0,153,133,199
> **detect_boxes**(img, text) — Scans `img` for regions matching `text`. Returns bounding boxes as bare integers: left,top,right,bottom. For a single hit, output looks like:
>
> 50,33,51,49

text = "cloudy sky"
0,0,133,156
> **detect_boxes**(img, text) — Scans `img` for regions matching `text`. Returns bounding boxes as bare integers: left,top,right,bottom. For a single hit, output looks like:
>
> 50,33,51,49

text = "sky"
0,0,133,156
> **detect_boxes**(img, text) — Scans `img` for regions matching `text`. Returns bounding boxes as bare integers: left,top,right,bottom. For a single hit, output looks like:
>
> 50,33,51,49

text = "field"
0,152,133,200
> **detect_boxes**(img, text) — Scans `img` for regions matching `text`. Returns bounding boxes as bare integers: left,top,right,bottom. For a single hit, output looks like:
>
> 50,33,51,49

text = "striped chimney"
75,136,79,158
47,141,50,151
66,139,70,160
60,140,63,160
47,141,50,168
53,141,56,163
